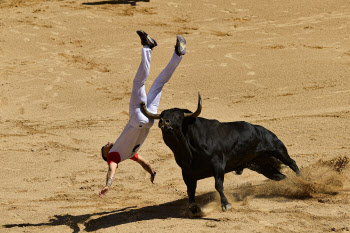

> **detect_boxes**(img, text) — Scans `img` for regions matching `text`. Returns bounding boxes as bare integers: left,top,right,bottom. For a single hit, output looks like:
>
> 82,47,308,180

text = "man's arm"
99,162,117,198
136,155,156,183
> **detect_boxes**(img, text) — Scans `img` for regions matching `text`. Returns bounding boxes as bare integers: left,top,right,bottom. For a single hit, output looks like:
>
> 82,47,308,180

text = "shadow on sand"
3,193,219,233
82,0,150,6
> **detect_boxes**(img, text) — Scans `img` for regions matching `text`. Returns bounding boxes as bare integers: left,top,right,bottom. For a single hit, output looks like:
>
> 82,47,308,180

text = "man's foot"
175,35,186,56
136,30,157,49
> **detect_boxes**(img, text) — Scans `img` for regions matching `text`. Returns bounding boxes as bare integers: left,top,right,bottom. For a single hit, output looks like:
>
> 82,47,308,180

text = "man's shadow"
82,0,150,6
3,193,220,233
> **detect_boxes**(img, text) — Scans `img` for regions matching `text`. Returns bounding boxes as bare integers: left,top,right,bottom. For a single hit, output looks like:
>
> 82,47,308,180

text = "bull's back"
189,119,258,154
186,119,263,179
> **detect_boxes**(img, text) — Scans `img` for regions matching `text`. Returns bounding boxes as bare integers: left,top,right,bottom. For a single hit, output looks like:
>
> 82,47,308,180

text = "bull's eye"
159,119,163,124
166,120,171,124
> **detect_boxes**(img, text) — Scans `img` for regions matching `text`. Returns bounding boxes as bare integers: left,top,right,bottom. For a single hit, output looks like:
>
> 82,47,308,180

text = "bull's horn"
141,102,161,119
184,92,202,118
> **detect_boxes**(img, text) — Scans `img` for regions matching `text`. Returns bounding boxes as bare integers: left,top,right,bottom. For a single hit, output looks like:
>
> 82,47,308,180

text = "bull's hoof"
189,204,202,216
222,203,232,212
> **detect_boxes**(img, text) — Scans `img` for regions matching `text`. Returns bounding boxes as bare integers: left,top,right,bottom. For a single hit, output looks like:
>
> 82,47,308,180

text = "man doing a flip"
99,30,187,197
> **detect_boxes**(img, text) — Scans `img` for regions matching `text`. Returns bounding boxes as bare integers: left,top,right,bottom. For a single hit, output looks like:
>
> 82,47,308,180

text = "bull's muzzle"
159,119,172,132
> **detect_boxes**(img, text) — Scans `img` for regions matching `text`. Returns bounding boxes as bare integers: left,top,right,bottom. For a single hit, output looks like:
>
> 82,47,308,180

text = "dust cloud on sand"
232,156,349,201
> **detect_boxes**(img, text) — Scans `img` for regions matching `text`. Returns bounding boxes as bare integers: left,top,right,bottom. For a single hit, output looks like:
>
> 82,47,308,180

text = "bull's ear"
140,102,161,119
184,92,202,118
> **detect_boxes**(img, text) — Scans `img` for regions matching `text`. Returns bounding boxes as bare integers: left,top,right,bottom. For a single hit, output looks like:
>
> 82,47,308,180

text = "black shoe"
136,30,157,49
175,35,186,56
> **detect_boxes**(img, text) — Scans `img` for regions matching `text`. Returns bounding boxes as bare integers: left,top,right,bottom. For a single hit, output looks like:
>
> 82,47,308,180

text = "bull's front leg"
212,160,231,212
182,171,201,215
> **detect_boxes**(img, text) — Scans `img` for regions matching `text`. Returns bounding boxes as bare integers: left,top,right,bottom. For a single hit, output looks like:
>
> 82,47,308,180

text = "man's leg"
129,46,151,116
146,35,186,113
129,30,157,118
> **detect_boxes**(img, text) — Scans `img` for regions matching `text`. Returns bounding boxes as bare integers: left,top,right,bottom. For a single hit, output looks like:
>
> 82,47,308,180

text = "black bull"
141,93,301,215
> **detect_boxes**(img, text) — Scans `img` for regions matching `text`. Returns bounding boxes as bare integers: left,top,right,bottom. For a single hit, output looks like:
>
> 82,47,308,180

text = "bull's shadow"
3,193,219,233
82,0,150,6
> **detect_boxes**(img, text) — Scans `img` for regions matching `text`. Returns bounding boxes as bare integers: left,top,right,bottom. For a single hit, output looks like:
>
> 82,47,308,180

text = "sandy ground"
1,0,350,232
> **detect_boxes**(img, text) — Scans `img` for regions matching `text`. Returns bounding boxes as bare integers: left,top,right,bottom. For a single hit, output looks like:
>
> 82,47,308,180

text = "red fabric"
130,153,139,161
107,152,121,165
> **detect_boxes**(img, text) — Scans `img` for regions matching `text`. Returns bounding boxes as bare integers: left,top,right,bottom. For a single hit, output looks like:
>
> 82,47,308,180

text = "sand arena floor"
0,0,349,232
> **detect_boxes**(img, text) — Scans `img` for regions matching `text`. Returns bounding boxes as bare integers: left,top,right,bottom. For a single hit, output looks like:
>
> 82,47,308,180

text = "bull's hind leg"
182,171,201,215
212,162,231,212
273,143,301,175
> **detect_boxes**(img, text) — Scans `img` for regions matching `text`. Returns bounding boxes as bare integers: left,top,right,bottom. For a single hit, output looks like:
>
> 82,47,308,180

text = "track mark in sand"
272,12,350,29
93,48,120,58
244,80,266,88
244,63,253,69
0,167,21,171
262,44,286,50
313,89,350,99
53,76,61,83
60,71,72,76
312,95,331,99
255,110,350,124
212,30,232,37
19,106,25,115
225,53,256,76
167,2,178,7
1,97,9,108
333,90,350,94
204,3,217,8
58,53,110,73
225,53,240,61
45,85,53,91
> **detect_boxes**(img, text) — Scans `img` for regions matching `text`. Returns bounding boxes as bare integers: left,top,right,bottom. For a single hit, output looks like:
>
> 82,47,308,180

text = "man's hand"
150,171,156,184
99,186,110,198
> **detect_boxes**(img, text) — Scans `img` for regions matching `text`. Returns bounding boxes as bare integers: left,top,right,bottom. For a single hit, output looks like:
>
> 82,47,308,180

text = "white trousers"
109,47,182,161
129,47,182,128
